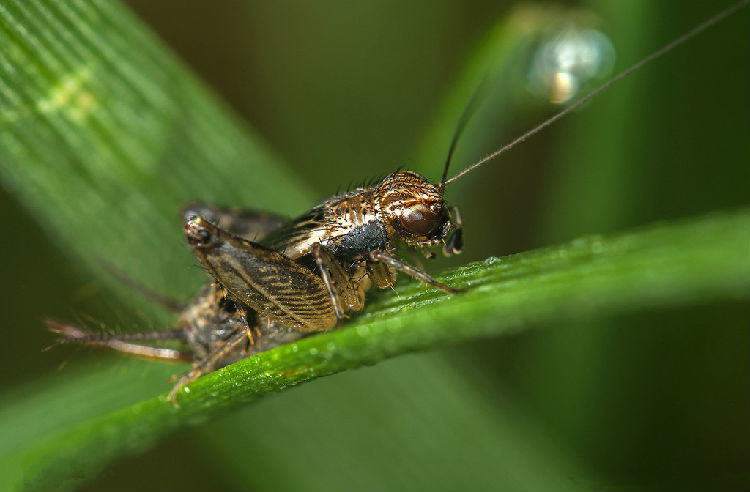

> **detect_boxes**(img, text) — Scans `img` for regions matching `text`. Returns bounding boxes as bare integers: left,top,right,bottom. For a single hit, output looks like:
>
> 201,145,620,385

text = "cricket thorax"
262,186,388,262
263,170,451,263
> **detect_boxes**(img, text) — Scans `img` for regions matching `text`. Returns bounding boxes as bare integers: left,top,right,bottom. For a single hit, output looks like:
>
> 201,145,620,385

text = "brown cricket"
49,0,746,403
51,166,464,403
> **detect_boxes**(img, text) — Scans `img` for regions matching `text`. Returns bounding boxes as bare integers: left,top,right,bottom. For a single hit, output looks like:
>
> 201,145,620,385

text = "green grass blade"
1,1,748,490
1,209,747,491
0,0,313,311
203,353,604,492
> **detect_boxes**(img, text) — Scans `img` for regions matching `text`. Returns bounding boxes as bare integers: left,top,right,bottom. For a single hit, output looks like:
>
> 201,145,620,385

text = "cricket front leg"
444,205,463,256
311,243,364,319
369,250,459,294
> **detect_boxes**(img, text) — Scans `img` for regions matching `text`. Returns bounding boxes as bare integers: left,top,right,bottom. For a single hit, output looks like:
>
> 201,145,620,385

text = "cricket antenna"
439,76,487,192
445,0,749,185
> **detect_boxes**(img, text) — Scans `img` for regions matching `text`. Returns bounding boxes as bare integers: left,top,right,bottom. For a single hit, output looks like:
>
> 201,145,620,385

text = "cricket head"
377,171,462,255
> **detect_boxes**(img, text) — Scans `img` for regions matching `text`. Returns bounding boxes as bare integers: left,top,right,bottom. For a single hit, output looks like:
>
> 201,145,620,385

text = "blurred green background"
1,0,747,490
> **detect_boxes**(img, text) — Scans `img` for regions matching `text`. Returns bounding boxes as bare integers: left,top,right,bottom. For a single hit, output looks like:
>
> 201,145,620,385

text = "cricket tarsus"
445,0,750,185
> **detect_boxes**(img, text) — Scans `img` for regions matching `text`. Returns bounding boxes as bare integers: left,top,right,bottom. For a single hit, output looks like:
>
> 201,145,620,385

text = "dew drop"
527,28,615,104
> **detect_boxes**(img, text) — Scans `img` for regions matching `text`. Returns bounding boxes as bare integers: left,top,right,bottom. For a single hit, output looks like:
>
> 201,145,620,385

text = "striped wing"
186,216,337,332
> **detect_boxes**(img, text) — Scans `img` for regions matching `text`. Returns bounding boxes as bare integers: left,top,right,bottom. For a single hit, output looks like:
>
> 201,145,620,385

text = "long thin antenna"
445,0,749,185
439,76,487,191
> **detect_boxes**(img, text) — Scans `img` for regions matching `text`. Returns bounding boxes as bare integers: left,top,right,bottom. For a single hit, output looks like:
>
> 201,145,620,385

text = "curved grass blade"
0,0,314,314
0,209,747,491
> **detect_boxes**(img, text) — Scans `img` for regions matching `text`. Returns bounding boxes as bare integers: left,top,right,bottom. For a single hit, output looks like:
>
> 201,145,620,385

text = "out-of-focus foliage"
0,0,747,491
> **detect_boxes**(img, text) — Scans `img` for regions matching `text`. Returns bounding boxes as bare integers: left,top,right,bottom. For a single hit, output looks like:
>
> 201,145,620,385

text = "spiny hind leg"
168,326,251,404
369,250,459,294
47,320,193,363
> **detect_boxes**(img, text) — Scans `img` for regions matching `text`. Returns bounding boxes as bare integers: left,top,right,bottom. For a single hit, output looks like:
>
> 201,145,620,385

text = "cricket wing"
184,214,337,332
182,203,288,241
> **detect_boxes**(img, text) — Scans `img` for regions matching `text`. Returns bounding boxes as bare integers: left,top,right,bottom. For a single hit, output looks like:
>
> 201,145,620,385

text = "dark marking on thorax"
329,220,389,263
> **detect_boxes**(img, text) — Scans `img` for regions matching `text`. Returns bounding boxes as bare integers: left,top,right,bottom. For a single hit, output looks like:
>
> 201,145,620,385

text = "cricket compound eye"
184,214,214,248
400,204,439,236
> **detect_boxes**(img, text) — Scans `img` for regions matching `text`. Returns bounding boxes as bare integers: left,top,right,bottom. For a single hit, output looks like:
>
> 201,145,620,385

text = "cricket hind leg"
168,325,251,404
47,319,194,363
